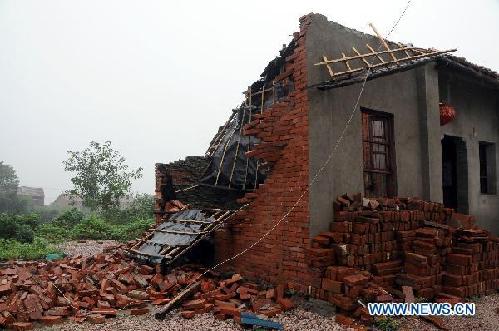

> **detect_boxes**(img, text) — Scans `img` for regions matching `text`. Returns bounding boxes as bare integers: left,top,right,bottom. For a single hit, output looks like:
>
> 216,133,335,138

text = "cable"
200,1,414,277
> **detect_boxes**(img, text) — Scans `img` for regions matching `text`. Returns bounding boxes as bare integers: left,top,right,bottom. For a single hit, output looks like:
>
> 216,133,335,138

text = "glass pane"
373,154,386,170
371,120,385,138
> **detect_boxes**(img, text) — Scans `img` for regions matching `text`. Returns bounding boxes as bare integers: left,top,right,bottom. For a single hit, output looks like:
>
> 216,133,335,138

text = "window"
479,141,497,195
362,109,397,197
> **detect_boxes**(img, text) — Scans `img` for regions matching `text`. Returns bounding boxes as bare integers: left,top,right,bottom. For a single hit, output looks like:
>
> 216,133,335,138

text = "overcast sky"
1,0,498,204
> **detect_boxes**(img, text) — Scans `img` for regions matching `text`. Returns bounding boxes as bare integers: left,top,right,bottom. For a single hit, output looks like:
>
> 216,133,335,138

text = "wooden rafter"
314,46,457,80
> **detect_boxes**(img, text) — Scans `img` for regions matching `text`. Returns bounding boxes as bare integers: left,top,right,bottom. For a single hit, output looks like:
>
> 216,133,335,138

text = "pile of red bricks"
0,248,293,330
442,228,498,298
0,249,181,329
181,275,294,321
309,193,499,326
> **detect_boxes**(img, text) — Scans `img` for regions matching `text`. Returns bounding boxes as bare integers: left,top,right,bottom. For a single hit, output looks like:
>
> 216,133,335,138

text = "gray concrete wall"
304,13,498,236
305,14,442,237
439,71,499,234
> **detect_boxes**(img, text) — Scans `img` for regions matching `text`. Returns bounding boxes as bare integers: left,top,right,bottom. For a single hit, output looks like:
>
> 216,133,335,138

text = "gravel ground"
37,304,348,331
399,294,499,331
56,240,120,257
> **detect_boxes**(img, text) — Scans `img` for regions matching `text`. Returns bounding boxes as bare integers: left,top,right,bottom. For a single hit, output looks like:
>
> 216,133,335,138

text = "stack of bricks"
318,265,393,326
442,228,499,299
310,193,499,317
397,227,452,299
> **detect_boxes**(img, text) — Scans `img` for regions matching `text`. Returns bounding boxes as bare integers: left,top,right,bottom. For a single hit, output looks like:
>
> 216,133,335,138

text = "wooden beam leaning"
254,83,266,189
242,87,253,190
214,129,235,186
155,281,201,319
368,22,398,63
228,106,247,187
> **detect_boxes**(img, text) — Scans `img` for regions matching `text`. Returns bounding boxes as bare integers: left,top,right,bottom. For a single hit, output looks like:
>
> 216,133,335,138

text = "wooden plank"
176,219,213,225
155,229,209,236
314,46,416,65
368,22,398,63
228,105,246,186
155,281,201,319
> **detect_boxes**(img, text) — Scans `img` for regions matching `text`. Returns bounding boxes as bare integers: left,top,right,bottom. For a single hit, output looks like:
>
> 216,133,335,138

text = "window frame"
361,108,397,198
479,141,497,195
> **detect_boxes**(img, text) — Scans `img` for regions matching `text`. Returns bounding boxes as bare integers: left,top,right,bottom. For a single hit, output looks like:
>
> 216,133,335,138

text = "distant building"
50,193,84,209
50,193,135,210
17,186,44,206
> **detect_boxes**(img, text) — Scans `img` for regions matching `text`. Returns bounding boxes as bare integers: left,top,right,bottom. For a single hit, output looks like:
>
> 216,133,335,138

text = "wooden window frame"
361,108,397,197
479,141,497,195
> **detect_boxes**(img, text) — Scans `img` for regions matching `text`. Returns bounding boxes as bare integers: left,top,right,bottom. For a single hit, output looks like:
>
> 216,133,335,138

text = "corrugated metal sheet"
130,209,232,265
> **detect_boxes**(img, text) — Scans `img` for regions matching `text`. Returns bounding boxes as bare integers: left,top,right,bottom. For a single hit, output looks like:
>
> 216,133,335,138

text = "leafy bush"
374,317,400,331
0,238,60,260
103,194,154,225
70,215,114,240
0,213,39,243
37,223,71,243
110,218,154,241
51,208,85,229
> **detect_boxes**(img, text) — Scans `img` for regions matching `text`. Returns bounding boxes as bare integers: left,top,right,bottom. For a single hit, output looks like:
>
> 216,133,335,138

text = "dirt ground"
38,299,346,331
399,294,499,331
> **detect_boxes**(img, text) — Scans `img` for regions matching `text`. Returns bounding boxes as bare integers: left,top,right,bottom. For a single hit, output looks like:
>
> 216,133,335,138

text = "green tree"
0,162,27,213
0,162,19,192
63,141,143,211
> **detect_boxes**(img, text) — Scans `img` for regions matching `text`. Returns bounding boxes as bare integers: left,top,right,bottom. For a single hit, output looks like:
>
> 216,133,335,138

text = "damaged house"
141,13,498,306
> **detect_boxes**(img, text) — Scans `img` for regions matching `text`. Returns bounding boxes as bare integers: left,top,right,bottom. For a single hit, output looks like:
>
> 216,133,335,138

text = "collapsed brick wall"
309,196,499,320
215,15,316,291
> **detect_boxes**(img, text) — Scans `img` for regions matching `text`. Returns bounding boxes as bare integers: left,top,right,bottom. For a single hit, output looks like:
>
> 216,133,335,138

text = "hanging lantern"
440,102,456,126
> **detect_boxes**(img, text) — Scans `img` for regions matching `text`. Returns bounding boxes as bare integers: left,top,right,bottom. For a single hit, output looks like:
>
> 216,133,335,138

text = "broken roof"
310,17,499,90
131,209,235,265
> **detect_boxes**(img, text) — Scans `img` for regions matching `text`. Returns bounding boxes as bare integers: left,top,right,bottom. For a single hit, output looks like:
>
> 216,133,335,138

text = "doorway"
442,135,468,213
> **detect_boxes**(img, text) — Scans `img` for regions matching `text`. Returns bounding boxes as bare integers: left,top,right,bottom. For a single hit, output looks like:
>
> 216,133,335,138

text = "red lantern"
440,103,456,126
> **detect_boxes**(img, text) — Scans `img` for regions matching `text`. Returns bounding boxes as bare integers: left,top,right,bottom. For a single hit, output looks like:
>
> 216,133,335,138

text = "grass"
0,238,61,260
374,316,400,331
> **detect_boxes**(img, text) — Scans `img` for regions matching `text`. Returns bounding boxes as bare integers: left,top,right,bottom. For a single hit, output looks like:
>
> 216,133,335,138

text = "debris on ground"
0,247,295,330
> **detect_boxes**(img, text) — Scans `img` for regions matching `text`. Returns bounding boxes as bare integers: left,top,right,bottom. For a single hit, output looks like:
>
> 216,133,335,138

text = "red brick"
152,298,171,305
181,310,196,319
91,308,117,316
402,286,415,303
130,308,149,315
0,283,12,296
343,274,369,287
182,299,206,310
87,314,106,324
39,316,63,325
321,279,343,294
219,306,241,317
277,298,295,311
447,254,472,266
335,314,354,326
9,322,33,331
